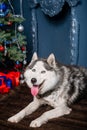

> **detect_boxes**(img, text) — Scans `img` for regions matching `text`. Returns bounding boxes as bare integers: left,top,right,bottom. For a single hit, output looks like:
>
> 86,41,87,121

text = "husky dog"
8,52,87,127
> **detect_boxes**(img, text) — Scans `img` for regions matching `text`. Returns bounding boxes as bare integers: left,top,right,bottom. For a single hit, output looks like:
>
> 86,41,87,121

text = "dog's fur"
8,52,87,127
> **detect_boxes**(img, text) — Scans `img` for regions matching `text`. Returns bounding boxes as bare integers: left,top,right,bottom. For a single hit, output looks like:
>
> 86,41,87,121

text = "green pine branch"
17,33,27,45
0,0,27,65
0,13,25,25
0,52,3,61
8,46,26,61
0,0,8,2
0,31,11,43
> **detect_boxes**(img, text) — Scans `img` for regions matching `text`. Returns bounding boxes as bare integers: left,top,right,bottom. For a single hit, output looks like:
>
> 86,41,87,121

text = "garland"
28,0,80,17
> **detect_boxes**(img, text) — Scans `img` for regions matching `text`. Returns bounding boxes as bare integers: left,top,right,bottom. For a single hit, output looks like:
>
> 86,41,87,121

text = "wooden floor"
0,84,87,130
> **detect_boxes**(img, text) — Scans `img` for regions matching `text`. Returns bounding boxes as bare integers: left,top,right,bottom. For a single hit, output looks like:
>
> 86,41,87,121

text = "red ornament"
7,21,12,25
14,61,22,69
0,45,4,52
21,46,26,51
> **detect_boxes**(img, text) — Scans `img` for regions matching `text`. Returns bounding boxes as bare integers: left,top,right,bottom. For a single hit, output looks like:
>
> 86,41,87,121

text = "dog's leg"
30,105,72,127
8,97,41,123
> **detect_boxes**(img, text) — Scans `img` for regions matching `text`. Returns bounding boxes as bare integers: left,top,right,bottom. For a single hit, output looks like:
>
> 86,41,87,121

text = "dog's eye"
32,69,36,72
41,70,46,74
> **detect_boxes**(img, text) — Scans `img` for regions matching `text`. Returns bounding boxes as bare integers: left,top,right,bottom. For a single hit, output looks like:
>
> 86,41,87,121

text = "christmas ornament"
0,8,9,17
18,24,24,32
7,21,12,26
0,23,4,26
15,61,22,69
21,46,26,51
23,59,27,65
21,45,26,54
17,0,25,32
0,45,4,52
0,3,7,12
0,2,9,17
4,41,11,45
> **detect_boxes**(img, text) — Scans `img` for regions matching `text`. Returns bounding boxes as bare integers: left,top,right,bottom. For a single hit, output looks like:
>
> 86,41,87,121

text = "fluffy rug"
0,84,87,130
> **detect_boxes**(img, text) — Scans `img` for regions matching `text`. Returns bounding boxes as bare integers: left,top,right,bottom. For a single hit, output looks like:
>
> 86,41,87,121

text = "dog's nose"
31,78,37,84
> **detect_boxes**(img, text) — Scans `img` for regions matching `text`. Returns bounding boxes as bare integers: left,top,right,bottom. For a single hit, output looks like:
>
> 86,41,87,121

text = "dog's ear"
28,52,38,66
47,53,56,67
31,52,38,61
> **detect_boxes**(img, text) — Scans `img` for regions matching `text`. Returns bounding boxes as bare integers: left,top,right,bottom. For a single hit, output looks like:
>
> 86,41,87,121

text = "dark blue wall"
35,1,87,67
14,0,87,67
36,4,71,64
76,0,87,67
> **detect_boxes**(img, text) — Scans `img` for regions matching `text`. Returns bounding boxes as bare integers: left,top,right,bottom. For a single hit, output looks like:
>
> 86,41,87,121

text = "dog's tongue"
31,86,39,96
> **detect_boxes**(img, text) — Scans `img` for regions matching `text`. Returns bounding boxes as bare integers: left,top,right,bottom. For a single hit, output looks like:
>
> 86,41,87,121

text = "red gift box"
0,71,21,94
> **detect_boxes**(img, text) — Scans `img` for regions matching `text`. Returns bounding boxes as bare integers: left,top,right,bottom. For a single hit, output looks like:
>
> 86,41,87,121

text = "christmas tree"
0,0,27,69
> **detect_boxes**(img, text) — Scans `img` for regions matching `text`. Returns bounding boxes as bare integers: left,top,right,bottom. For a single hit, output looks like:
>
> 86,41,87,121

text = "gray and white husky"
8,52,87,127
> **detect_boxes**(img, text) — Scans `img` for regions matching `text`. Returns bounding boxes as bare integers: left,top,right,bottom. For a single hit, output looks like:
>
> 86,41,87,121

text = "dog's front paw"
8,115,20,123
64,108,72,115
30,119,42,128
